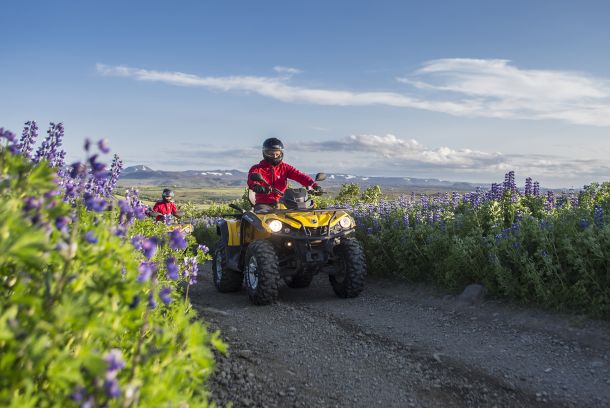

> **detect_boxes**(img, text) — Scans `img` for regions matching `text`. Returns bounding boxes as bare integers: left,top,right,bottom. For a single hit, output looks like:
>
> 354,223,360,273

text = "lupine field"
1,122,221,407
2,120,609,406
188,165,610,319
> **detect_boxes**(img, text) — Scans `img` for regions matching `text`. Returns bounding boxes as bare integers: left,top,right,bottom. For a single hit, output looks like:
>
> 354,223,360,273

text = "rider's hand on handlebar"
312,184,324,195
253,184,271,194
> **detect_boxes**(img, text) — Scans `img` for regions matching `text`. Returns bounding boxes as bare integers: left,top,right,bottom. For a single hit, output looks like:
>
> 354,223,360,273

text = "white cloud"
273,66,302,75
97,60,610,126
293,134,503,168
290,133,610,185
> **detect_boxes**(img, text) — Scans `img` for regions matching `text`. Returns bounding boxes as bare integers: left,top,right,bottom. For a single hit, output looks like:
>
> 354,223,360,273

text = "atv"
212,172,367,305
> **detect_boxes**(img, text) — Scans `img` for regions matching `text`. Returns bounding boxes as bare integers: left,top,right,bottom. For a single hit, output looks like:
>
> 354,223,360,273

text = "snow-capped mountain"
118,166,485,191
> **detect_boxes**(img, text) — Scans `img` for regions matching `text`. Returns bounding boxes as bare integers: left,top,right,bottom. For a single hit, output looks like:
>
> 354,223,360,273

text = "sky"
1,0,610,188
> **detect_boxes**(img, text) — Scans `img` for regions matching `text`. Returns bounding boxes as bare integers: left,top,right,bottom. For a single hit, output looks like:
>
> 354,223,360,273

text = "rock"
433,353,443,363
458,284,487,304
591,361,605,368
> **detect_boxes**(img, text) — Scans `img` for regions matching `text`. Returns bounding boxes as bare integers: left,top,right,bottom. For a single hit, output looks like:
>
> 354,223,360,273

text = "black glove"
312,184,323,194
253,184,270,194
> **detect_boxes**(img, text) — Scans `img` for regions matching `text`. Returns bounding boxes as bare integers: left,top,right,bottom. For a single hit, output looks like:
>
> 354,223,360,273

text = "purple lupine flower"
545,191,555,211
34,122,65,168
84,138,91,152
103,154,123,196
85,231,98,244
402,213,409,227
137,261,157,282
432,209,441,224
490,183,503,201
129,295,140,309
81,396,95,408
131,235,144,250
104,379,121,398
503,171,516,193
0,127,16,142
451,192,461,208
168,228,187,250
594,205,604,227
415,211,422,224
23,197,42,213
70,162,87,179
55,216,70,232
198,244,209,254
83,192,107,212
159,286,172,305
148,293,157,309
113,224,128,237
98,138,110,154
104,349,125,371
533,181,540,197
579,218,589,230
17,121,38,159
103,348,124,398
165,256,179,280
182,256,199,285
524,177,533,196
141,237,158,259
88,154,106,174
70,386,87,402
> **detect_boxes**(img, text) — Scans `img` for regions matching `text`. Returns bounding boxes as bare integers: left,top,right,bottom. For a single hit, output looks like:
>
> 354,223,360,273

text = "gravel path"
190,264,610,407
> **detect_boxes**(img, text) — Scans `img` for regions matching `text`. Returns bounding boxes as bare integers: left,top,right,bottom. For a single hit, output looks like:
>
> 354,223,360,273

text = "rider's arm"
284,163,315,188
171,203,183,218
247,165,266,190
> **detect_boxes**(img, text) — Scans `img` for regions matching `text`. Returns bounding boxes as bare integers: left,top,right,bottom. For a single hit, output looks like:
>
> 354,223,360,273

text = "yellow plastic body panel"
225,209,355,246
226,219,242,246
259,210,352,230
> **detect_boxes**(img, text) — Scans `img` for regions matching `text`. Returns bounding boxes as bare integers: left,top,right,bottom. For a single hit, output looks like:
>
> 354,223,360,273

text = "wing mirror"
315,172,327,182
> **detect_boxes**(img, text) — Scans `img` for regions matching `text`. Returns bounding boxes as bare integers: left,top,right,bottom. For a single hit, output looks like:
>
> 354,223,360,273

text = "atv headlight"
339,216,352,229
267,219,283,232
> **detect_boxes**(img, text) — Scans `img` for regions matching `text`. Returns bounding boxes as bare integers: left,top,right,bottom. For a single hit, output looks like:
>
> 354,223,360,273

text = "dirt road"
190,264,610,407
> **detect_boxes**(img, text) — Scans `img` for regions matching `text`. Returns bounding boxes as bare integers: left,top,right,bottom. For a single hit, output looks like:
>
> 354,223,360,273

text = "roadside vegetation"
186,175,610,318
1,122,220,407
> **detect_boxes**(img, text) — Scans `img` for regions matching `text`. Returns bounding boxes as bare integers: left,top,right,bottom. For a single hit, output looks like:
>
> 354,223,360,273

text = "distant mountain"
118,165,486,191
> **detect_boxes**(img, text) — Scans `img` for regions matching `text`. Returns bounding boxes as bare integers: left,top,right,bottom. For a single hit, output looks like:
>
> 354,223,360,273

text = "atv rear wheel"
212,244,243,292
330,238,366,298
245,240,280,305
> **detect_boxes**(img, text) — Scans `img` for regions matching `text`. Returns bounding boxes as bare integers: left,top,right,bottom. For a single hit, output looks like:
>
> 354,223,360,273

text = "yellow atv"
212,172,366,305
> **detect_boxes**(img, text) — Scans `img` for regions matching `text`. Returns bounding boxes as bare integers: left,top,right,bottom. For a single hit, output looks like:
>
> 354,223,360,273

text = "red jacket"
248,160,316,204
152,200,178,221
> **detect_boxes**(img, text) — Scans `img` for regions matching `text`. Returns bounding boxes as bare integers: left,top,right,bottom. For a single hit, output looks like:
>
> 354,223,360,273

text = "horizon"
2,1,610,189
120,163,578,191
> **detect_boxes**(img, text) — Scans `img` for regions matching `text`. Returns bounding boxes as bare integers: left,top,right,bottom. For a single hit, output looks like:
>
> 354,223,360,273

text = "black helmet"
262,137,284,165
162,188,174,201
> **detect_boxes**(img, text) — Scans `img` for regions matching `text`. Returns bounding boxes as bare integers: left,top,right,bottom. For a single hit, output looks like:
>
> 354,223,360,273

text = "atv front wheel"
245,240,280,305
212,245,243,292
330,239,366,298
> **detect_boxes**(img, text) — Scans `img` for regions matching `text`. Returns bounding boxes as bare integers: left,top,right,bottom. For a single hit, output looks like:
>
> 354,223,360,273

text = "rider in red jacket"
149,189,182,221
248,138,322,212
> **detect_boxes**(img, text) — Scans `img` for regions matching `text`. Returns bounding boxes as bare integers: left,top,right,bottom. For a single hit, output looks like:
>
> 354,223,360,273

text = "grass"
117,185,246,205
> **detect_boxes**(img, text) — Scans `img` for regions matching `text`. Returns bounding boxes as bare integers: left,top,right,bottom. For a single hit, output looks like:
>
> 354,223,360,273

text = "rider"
248,138,323,212
149,188,183,222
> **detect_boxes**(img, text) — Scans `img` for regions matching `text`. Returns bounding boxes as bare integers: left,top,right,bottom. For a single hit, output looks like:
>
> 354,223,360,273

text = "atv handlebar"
249,173,325,196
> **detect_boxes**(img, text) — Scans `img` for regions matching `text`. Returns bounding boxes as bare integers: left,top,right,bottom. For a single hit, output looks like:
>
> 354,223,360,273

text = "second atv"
212,172,366,305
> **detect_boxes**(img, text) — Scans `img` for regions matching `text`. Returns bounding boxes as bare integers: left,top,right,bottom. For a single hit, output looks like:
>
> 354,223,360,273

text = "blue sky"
2,0,610,187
